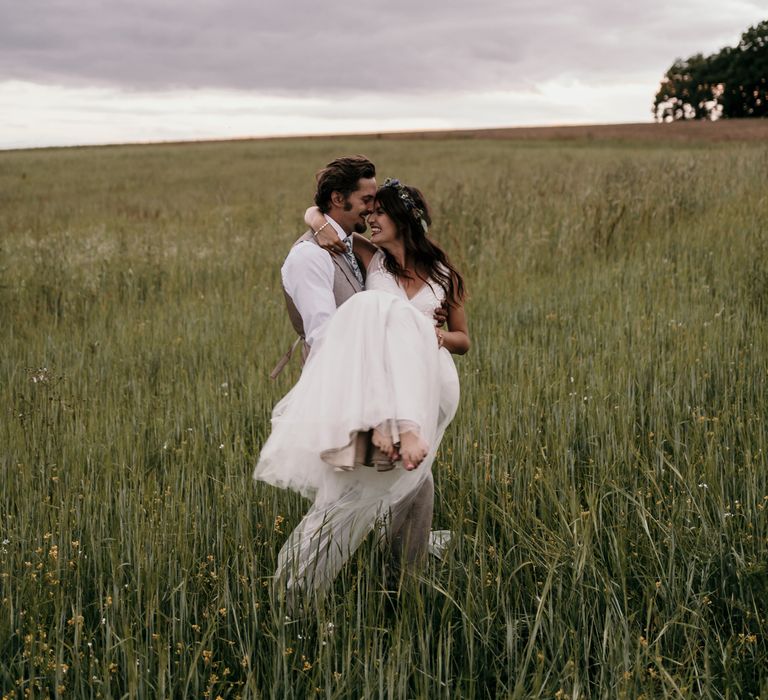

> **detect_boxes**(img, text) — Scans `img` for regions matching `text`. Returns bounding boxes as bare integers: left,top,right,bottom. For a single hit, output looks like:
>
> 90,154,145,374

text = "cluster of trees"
653,20,767,121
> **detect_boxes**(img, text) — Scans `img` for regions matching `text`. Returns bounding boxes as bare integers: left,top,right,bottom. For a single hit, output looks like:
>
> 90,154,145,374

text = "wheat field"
1,134,767,698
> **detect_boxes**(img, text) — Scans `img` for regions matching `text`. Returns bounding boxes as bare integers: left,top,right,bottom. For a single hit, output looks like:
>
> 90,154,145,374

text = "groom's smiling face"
334,177,376,234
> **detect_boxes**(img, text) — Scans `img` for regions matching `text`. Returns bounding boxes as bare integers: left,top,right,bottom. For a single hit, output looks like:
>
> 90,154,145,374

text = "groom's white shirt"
281,215,353,347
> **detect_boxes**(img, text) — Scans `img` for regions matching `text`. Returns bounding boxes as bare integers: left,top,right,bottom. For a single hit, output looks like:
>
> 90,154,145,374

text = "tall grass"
1,138,767,698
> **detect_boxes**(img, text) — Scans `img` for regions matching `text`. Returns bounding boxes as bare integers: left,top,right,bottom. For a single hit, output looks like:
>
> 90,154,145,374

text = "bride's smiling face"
368,203,399,248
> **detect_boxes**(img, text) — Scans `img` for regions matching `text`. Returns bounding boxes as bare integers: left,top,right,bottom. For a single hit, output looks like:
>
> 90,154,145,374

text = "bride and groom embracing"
254,155,470,612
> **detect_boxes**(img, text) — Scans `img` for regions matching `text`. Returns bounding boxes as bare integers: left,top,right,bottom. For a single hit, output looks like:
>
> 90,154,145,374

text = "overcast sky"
1,0,764,149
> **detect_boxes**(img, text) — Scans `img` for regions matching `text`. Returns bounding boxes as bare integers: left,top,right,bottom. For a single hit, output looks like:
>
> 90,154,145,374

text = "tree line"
654,20,767,121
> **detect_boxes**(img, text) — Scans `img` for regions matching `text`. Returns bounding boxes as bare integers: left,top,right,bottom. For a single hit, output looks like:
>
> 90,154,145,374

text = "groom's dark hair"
314,155,376,213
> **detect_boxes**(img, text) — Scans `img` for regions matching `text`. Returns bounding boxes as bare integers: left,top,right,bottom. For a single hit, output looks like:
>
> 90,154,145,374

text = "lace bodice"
365,250,446,325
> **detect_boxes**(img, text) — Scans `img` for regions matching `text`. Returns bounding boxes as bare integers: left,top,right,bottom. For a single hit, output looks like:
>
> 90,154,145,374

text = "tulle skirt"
254,290,460,595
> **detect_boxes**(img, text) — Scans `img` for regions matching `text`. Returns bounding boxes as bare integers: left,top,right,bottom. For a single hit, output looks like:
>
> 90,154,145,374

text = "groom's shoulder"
282,231,331,272
291,230,314,247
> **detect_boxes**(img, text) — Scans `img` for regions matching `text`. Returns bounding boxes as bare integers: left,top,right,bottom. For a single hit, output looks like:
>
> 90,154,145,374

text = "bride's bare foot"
399,431,429,470
372,428,398,462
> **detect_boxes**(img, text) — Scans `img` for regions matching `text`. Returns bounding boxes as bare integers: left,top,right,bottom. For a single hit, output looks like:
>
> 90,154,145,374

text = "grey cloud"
1,0,764,94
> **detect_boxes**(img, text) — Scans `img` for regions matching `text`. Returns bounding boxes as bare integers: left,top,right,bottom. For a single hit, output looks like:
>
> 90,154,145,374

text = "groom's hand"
433,302,448,327
315,226,347,255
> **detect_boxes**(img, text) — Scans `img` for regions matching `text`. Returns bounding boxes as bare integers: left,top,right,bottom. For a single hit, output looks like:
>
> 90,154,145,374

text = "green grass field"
2,135,767,698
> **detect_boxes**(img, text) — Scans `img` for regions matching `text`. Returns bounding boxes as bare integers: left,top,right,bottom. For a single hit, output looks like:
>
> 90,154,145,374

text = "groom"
275,154,435,595
279,155,376,358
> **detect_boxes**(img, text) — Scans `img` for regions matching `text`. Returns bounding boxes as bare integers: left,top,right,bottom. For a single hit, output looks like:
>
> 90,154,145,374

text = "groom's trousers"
388,472,434,575
276,469,434,611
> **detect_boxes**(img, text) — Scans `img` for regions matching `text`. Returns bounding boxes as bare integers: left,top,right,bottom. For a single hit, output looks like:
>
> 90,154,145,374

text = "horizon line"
2,117,760,153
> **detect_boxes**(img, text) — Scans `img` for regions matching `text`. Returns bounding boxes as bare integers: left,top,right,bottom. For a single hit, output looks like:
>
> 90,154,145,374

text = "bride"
254,178,469,608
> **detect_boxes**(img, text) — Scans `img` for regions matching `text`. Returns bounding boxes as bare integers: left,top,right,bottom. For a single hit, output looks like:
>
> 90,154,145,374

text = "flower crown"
382,178,429,233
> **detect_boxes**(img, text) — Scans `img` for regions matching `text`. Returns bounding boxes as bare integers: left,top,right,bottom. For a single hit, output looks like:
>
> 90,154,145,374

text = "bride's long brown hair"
375,183,466,307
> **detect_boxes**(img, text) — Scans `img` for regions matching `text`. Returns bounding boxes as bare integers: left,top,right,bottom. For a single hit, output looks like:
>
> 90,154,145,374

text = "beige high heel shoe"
354,430,396,472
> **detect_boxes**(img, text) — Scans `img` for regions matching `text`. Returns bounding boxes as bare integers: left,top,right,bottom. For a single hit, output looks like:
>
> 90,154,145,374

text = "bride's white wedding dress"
254,250,460,598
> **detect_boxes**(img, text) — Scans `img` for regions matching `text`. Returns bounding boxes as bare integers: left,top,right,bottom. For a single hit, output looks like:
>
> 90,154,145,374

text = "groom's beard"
353,221,368,234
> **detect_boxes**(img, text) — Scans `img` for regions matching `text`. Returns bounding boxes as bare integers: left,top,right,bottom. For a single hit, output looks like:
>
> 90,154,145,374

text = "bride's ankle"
372,427,391,447
372,427,399,461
